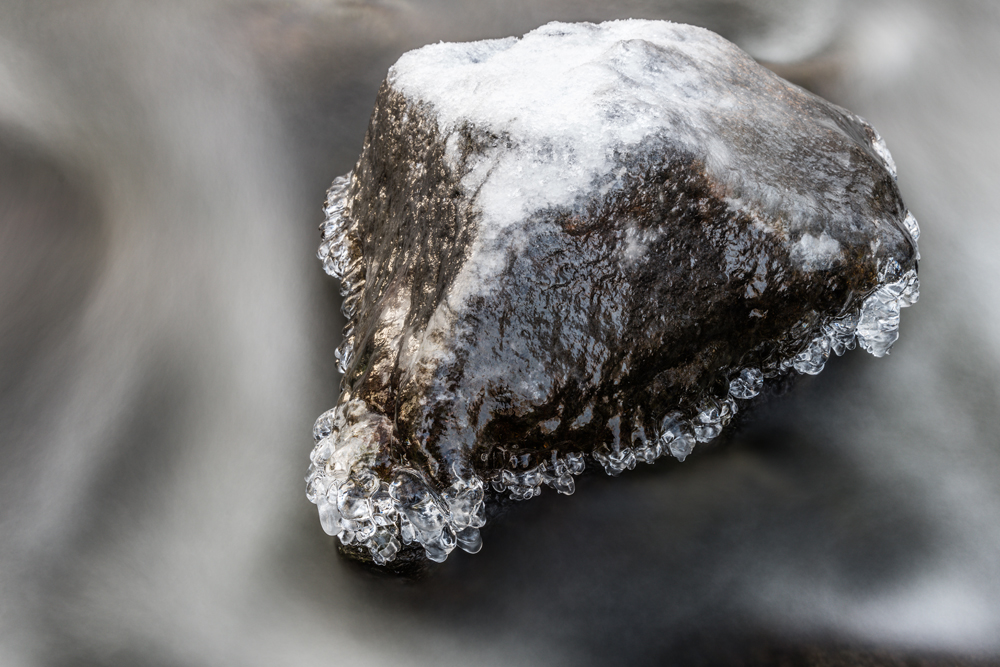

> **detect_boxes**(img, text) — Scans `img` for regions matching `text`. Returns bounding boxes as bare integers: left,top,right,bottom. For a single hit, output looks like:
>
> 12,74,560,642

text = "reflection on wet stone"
306,20,920,566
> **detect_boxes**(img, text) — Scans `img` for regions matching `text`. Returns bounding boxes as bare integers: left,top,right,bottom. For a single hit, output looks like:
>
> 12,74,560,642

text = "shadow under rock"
285,353,937,665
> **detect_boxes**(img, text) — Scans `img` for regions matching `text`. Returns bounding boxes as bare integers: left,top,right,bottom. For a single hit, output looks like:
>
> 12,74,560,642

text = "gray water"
1,0,998,664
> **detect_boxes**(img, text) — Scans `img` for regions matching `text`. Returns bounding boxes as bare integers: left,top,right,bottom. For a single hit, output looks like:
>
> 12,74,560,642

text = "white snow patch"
389,20,764,300
622,224,660,266
791,231,842,271
390,20,755,231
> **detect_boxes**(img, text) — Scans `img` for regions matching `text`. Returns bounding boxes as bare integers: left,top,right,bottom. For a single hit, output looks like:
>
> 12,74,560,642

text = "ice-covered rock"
309,19,919,566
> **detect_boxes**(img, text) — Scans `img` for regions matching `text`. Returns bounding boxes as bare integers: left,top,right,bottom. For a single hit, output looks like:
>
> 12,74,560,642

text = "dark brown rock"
306,19,919,565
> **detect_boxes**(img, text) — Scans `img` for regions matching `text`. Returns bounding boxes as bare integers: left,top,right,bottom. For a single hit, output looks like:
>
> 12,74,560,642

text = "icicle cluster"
317,174,361,375
307,399,488,564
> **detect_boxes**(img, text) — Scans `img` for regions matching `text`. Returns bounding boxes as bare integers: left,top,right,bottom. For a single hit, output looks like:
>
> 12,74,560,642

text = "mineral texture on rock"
307,20,920,566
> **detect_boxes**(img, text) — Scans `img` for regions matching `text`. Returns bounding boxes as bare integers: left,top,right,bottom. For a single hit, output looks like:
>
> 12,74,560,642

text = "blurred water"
1,0,998,664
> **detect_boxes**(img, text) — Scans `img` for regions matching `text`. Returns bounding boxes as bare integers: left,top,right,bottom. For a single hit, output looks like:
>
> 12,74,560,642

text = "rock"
307,19,920,565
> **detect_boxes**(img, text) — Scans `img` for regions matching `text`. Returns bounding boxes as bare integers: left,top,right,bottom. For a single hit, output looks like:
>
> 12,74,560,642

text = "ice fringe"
318,174,361,376
306,416,488,565
308,169,920,564
306,395,586,564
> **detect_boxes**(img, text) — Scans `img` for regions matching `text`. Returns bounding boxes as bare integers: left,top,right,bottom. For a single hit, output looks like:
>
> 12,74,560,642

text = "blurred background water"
1,0,999,664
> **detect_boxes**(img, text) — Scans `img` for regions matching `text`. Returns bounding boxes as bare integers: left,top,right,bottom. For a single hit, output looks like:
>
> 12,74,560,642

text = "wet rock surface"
308,20,919,565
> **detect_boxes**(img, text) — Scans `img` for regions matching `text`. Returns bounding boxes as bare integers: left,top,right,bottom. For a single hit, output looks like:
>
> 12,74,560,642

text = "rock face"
307,20,920,566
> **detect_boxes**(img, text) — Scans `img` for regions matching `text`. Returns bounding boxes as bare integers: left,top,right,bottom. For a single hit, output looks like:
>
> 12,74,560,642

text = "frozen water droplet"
369,529,401,565
659,413,695,461
899,271,920,308
399,515,417,544
312,408,338,442
319,219,338,239
824,311,860,357
632,439,660,465
903,211,920,243
565,452,586,475
352,519,376,543
456,526,483,554
693,400,727,442
593,445,636,475
338,480,372,520
305,473,332,504
397,495,443,532
668,434,695,462
442,476,486,529
550,474,576,495
424,543,449,563
719,397,737,423
355,469,380,496
729,367,763,399
880,257,903,283
309,436,334,465
855,271,916,357
521,467,543,487
371,488,397,526
317,499,342,536
693,423,723,442
318,172,357,282
334,338,354,375
870,129,897,180
792,336,831,375
322,254,340,278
